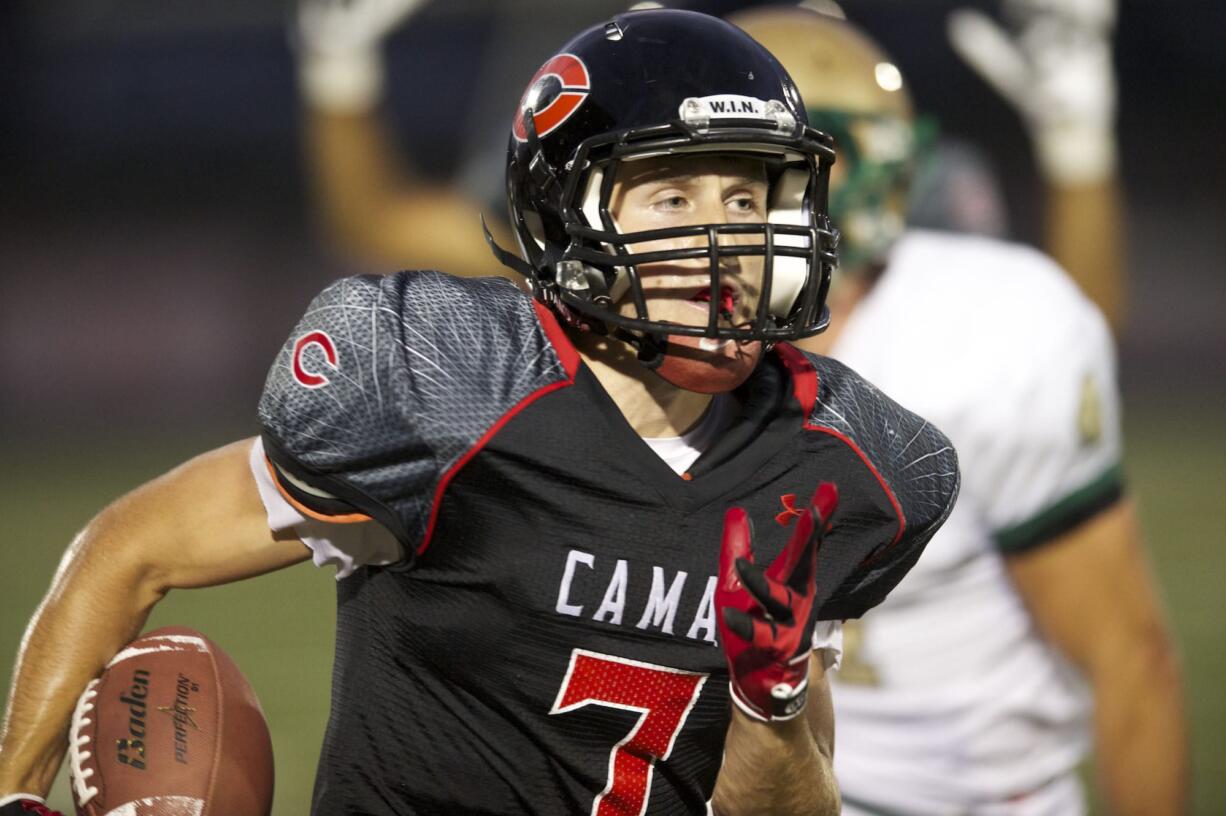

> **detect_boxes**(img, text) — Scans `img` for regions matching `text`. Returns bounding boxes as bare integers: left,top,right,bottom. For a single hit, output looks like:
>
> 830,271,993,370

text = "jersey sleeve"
804,355,961,621
973,295,1123,554
257,271,574,560
257,274,417,546
248,437,402,578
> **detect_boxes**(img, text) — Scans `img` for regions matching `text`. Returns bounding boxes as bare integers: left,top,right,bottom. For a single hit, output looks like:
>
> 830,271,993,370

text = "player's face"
605,154,768,392
608,154,769,333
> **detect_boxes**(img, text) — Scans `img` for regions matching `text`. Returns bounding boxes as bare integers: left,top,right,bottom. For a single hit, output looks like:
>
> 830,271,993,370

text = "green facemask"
807,108,936,271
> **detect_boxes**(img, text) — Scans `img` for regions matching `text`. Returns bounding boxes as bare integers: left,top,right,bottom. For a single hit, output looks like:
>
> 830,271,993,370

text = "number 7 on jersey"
551,649,708,816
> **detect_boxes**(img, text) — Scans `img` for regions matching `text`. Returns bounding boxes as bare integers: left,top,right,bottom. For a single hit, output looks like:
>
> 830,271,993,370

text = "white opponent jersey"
828,230,1123,814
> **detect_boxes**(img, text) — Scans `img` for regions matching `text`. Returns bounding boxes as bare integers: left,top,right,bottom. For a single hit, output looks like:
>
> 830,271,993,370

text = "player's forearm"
305,109,418,266
1044,177,1126,335
1091,629,1189,816
1,441,306,794
711,706,838,816
0,515,164,795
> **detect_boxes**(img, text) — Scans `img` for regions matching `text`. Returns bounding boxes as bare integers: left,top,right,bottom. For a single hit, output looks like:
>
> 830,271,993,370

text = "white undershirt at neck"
641,393,736,476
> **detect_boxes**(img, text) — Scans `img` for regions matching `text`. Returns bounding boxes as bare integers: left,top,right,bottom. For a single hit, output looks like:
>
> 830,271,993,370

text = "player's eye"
653,194,688,211
726,195,763,216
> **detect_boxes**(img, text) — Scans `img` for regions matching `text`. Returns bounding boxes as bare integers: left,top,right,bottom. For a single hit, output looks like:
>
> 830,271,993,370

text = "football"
68,626,274,816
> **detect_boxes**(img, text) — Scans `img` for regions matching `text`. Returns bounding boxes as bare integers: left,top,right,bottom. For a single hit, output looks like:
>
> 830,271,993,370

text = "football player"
0,10,959,814
729,7,1188,815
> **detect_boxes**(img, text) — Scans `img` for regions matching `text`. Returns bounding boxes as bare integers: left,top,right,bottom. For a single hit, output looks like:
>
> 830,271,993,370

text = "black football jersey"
257,272,959,816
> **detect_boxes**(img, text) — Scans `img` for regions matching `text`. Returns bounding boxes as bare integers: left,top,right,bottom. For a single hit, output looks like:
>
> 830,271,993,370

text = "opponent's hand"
0,799,65,816
295,0,433,112
947,0,1117,184
716,483,837,722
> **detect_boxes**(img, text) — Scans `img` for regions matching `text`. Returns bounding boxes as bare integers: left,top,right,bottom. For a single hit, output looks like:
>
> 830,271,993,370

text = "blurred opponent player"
729,6,1187,815
0,10,959,814
295,0,621,278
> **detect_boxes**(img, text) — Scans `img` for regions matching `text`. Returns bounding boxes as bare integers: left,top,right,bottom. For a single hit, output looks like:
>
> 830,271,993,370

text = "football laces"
68,678,101,806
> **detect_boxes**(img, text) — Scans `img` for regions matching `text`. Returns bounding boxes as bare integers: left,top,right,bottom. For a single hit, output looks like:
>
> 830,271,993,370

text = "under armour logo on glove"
716,483,838,722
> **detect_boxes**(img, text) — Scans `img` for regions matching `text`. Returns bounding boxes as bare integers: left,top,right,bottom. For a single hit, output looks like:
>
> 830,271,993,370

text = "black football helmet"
485,9,838,360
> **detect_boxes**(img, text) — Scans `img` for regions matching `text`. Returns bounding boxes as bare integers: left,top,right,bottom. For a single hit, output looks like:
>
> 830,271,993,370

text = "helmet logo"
513,54,590,142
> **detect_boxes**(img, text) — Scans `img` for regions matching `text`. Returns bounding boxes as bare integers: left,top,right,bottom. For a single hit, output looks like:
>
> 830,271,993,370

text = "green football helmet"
729,5,929,272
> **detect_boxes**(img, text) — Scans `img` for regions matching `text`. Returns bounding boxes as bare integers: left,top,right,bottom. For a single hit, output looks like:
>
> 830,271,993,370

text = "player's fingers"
763,507,811,585
736,558,795,624
721,606,755,644
811,482,838,531
947,9,1032,104
720,507,755,592
721,607,785,654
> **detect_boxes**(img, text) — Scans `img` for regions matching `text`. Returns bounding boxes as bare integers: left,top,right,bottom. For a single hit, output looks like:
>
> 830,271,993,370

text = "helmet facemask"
485,9,842,371
498,106,838,363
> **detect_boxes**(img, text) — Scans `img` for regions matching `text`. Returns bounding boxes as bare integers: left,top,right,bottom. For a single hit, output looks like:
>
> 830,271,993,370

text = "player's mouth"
687,285,740,319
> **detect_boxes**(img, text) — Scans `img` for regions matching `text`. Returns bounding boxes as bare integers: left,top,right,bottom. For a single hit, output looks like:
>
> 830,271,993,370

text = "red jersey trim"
779,343,905,554
417,303,579,556
774,343,818,417
532,301,581,378
803,424,907,550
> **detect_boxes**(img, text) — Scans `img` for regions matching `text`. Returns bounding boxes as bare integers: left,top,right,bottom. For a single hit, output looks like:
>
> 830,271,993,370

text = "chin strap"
613,328,668,369
480,212,674,372
481,214,535,279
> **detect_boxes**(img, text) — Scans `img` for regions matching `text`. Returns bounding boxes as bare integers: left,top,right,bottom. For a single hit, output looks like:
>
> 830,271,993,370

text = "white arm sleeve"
248,437,403,579
812,619,844,672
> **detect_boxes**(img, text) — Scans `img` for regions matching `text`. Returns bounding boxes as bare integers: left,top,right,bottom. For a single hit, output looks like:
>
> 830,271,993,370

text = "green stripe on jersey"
995,464,1125,554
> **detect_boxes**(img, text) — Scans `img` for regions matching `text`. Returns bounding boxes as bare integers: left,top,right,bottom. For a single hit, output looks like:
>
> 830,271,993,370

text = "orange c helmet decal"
513,54,591,142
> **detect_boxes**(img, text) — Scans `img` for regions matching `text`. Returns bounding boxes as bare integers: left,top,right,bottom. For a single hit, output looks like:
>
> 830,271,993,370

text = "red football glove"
0,799,65,816
716,482,838,722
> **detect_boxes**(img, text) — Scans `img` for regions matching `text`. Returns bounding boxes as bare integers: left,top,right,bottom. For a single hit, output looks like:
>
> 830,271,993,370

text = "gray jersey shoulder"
257,272,571,550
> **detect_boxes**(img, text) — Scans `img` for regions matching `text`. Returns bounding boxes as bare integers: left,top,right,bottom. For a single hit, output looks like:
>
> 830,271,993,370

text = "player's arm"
0,439,309,798
710,487,841,815
949,0,1126,334
1044,177,1124,334
1005,499,1189,816
297,0,516,277
712,652,838,816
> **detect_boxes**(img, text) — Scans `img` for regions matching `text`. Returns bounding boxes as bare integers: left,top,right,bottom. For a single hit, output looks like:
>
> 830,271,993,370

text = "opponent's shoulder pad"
258,272,573,552
804,352,961,618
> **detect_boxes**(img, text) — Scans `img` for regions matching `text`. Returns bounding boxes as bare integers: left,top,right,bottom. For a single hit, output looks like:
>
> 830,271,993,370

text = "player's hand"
0,799,65,816
295,0,433,112
947,0,1117,184
716,483,837,722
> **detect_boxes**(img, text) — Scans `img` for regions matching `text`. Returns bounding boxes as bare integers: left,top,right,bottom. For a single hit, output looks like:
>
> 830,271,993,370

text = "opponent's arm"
711,486,840,816
948,0,1126,334
306,111,515,277
297,0,516,277
1044,177,1124,334
0,439,309,797
1005,499,1189,816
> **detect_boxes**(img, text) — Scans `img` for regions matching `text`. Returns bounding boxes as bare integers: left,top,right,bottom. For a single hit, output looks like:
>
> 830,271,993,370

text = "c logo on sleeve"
292,331,339,389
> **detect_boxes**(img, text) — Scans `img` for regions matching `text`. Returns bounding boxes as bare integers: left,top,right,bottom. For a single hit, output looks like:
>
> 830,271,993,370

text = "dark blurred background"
2,1,1223,812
